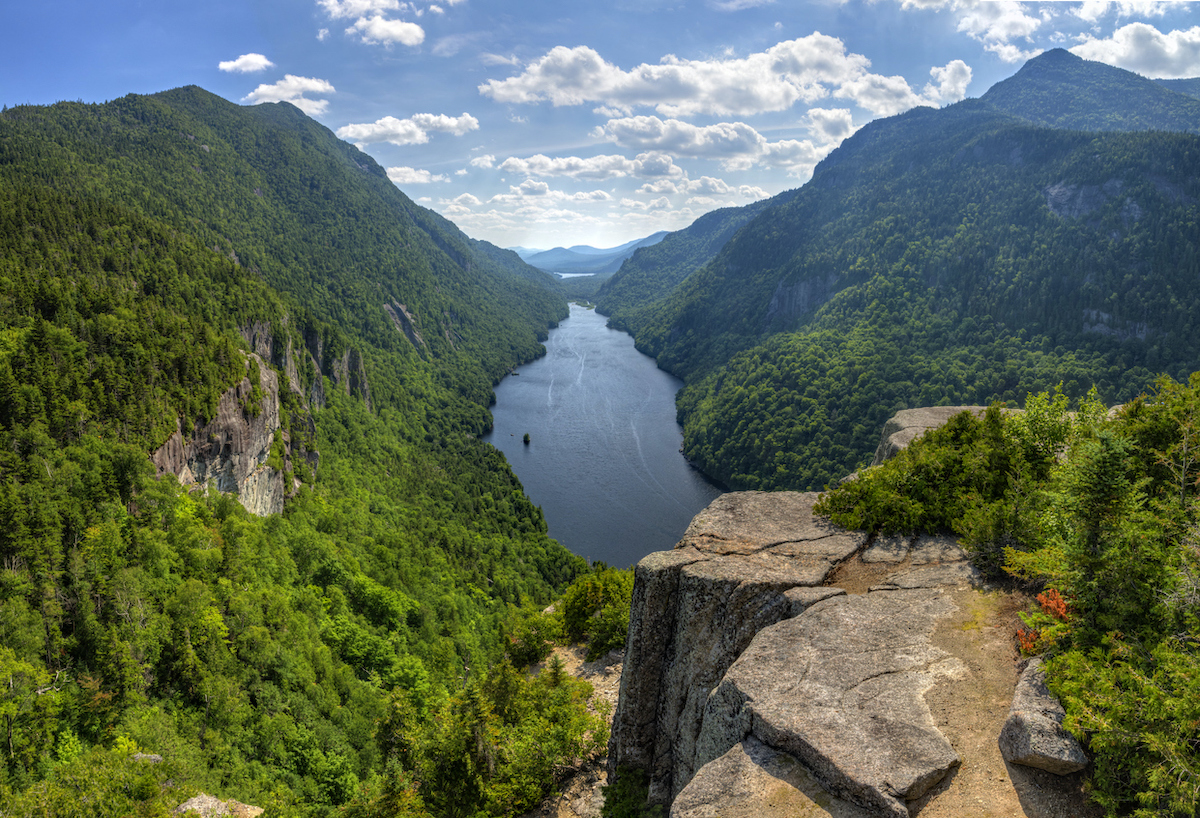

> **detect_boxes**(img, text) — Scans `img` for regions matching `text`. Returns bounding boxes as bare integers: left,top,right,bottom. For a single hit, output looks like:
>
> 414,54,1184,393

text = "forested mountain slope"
594,198,779,334
615,52,1200,491
982,48,1200,133
0,88,607,817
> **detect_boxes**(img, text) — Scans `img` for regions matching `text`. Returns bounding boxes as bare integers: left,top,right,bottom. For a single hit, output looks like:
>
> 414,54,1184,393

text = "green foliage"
607,86,1200,492
600,768,664,818
560,568,634,661
817,379,1200,814
0,87,595,818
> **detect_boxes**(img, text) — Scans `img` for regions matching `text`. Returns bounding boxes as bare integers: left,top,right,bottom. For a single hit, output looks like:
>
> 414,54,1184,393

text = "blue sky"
2,1,1199,249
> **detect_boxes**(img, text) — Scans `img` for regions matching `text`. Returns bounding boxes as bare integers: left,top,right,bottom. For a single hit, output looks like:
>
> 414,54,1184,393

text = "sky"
2,1,1199,250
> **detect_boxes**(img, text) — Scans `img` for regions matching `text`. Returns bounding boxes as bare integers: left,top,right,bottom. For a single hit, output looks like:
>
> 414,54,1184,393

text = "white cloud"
687,196,718,206
318,28,331,40
1071,23,1200,79
346,15,425,46
638,179,680,195
595,115,830,174
218,53,274,73
805,107,855,143
1073,0,1183,23
479,35,874,117
455,169,468,176
242,75,335,116
481,53,521,66
833,58,972,115
620,196,672,211
429,4,445,13
469,154,496,168
925,60,972,104
386,166,448,184
488,182,614,204
453,193,482,206
336,112,479,145
480,37,973,119
318,0,401,19
499,151,686,180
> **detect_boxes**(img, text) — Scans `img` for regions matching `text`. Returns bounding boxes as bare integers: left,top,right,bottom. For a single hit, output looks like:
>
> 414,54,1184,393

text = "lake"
483,304,724,568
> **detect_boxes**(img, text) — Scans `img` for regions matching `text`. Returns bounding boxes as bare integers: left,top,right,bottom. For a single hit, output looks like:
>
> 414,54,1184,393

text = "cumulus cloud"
805,107,855,143
336,112,479,145
499,151,686,180
346,15,425,45
480,37,972,119
453,193,482,206
386,166,448,184
479,35,872,117
1073,0,1183,23
620,196,672,211
595,115,830,174
488,182,614,204
318,0,400,18
219,53,274,73
242,75,335,116
469,154,496,168
1071,23,1200,78
638,179,680,195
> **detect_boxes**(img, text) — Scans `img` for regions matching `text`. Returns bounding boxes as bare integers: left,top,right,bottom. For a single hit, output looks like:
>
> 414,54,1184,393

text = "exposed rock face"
152,353,314,516
608,406,1085,816
870,406,987,466
999,658,1088,775
672,737,872,818
608,492,865,804
695,589,966,817
174,792,263,817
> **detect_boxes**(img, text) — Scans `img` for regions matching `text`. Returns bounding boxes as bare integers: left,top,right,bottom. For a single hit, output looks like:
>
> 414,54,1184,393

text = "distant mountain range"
516,231,669,275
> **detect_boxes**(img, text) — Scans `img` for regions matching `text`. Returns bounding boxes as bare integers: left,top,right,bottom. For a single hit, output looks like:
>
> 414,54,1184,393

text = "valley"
1,45,1199,818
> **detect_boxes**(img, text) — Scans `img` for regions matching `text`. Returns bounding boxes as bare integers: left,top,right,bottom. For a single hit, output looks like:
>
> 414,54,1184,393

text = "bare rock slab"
871,407,987,466
609,492,866,804
696,589,966,818
672,737,873,818
999,658,1088,775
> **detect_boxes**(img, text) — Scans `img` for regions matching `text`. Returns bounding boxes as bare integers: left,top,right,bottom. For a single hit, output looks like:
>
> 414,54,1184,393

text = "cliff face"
151,352,316,516
608,407,1087,816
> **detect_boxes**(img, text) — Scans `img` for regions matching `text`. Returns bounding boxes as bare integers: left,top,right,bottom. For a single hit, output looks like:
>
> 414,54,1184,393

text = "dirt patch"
912,586,1098,818
827,550,1098,817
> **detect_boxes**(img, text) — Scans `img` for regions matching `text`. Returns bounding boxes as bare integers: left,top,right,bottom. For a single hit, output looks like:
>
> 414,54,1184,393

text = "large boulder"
999,658,1088,775
671,737,873,818
870,406,987,466
694,589,967,818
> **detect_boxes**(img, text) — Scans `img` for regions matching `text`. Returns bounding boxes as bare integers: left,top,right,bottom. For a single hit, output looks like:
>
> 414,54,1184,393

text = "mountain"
606,51,1200,491
596,198,783,334
981,48,1200,132
0,87,611,816
1158,77,1200,101
522,231,668,274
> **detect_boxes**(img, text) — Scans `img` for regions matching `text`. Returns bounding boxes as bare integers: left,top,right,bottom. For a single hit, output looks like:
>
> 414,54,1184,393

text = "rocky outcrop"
152,353,315,516
870,406,987,466
672,737,872,818
174,793,263,818
606,491,990,814
695,589,966,817
608,492,865,805
607,406,1087,816
999,658,1088,775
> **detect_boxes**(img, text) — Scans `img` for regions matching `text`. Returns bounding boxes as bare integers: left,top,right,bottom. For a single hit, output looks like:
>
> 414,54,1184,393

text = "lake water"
483,304,724,568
